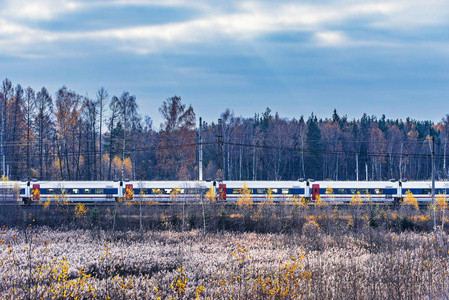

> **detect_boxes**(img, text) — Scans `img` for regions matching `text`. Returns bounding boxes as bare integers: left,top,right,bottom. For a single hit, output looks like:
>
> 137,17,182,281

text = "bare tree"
158,96,196,179
106,96,120,180
55,86,82,180
1,78,13,177
96,87,108,180
117,91,139,180
9,84,25,179
82,97,98,180
35,87,53,179
24,87,36,179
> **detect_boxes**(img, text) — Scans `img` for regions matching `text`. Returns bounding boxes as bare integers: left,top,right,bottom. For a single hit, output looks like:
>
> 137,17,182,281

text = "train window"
164,189,172,194
47,188,55,194
232,189,241,194
139,188,149,195
349,189,358,194
282,189,289,194
56,189,67,194
271,189,278,194
374,189,383,194
256,189,266,194
360,189,370,194
83,189,92,194
95,189,104,194
185,189,200,194
152,188,163,195
422,189,431,195
337,189,347,194
70,189,80,194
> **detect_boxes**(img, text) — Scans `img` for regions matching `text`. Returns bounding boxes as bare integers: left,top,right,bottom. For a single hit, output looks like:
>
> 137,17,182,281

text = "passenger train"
8,179,449,205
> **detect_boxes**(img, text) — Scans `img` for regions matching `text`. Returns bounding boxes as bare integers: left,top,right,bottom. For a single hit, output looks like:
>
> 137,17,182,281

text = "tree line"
1,78,448,181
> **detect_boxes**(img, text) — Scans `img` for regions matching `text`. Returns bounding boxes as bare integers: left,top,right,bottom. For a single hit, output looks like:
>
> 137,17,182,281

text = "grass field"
1,198,449,299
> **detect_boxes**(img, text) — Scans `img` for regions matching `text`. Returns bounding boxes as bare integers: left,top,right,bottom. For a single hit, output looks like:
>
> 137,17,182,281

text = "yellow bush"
436,193,447,211
350,191,363,206
236,182,253,207
402,190,419,210
74,203,88,219
315,195,328,207
205,186,216,202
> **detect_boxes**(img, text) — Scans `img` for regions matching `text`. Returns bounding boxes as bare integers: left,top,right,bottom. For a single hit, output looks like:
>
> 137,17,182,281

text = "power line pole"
356,152,359,181
198,117,203,181
365,163,368,181
432,136,436,231
217,118,223,182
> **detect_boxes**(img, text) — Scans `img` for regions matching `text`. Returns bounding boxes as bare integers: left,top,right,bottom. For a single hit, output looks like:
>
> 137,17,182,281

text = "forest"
1,77,448,182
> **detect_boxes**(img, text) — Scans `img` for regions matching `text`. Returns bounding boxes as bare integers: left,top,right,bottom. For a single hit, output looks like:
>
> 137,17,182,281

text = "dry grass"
1,225,449,299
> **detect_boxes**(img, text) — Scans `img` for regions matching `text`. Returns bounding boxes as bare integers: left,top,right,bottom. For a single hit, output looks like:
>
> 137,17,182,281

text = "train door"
219,184,226,200
32,184,40,201
312,184,320,200
125,184,133,200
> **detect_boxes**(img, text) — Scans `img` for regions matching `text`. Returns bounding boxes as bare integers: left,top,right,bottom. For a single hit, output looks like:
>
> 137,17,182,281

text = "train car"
311,181,400,202
22,181,121,204
125,181,212,202
220,181,307,201
0,181,24,203
401,181,449,202
16,180,449,205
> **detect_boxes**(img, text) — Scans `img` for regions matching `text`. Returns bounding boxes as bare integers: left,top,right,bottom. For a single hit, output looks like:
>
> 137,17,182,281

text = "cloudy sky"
1,0,448,127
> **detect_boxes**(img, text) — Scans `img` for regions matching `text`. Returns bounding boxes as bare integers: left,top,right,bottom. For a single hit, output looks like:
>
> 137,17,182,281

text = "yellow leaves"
205,185,216,202
195,285,205,299
315,195,328,208
250,254,311,298
123,157,133,174
350,191,363,206
402,190,419,210
236,182,253,208
170,188,181,201
265,188,274,204
171,267,188,296
436,193,448,211
32,188,40,201
74,203,88,219
125,186,134,201
42,198,51,209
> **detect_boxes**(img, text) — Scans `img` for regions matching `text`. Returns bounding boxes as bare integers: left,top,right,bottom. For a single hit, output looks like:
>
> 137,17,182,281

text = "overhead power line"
222,141,445,160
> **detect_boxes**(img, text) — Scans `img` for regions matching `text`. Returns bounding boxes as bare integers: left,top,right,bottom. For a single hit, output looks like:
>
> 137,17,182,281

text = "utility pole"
356,152,359,181
198,117,203,181
365,163,368,181
217,118,223,182
432,136,436,231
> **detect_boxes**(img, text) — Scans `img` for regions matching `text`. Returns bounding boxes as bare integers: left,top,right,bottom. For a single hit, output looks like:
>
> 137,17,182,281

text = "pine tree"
305,114,323,180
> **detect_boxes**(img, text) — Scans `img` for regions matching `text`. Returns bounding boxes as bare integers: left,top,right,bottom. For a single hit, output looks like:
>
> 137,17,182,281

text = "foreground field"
1,226,449,299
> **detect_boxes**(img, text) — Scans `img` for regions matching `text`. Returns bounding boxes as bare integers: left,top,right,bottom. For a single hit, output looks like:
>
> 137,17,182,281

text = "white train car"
16,180,449,205
125,181,212,202
311,181,400,202
220,181,307,201
0,181,24,202
401,181,449,202
21,181,121,204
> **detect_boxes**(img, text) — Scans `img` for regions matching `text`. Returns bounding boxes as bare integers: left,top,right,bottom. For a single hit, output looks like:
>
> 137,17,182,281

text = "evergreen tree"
305,114,323,180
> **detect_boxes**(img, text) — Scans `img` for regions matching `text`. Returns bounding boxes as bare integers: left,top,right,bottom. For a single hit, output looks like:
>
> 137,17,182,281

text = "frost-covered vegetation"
1,226,449,299
1,197,449,299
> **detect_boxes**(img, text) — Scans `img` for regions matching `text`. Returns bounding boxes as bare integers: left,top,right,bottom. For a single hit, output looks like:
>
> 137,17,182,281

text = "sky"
0,0,448,128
